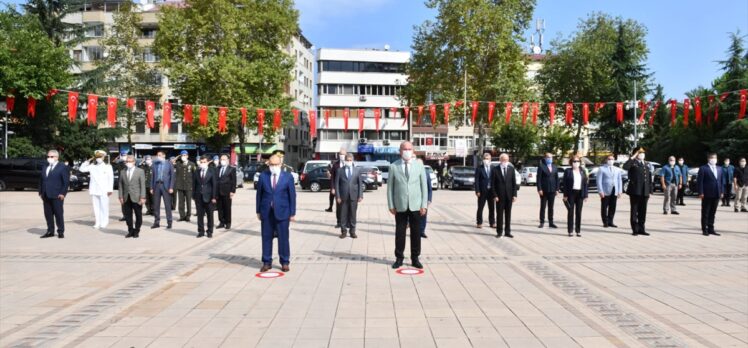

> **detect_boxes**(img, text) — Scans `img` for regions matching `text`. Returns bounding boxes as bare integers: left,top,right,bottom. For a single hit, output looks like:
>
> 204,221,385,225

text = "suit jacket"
536,162,560,193
596,165,623,196
474,165,493,193
192,167,218,203
39,162,69,199
491,165,518,200
119,167,146,203
256,170,297,220
216,165,237,196
386,159,428,212
329,160,343,188
335,165,364,201
721,165,734,185
562,168,589,199
697,164,723,198
151,160,175,190
623,159,652,197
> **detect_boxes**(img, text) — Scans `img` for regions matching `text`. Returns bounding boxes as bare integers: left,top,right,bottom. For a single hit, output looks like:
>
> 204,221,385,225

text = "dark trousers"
395,210,422,261
217,193,232,225
701,197,719,233
261,208,290,265
144,188,153,213
539,192,556,223
566,190,583,233
42,195,64,233
177,189,192,218
676,185,685,204
152,182,173,224
340,199,358,230
476,190,495,225
601,194,618,225
123,199,142,234
722,184,732,205
496,197,513,236
328,192,341,224
420,210,428,235
629,195,649,234
195,199,214,234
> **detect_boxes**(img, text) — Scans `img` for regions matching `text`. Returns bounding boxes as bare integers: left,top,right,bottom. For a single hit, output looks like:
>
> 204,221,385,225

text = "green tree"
7,136,46,158
402,0,537,156
539,126,575,159
22,0,85,47
490,118,538,163
154,0,298,157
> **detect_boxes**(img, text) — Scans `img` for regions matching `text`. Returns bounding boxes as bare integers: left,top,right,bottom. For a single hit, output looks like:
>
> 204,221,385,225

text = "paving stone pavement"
1,185,747,348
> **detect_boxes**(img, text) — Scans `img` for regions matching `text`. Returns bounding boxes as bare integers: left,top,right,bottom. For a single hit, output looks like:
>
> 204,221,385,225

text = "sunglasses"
47,156,57,158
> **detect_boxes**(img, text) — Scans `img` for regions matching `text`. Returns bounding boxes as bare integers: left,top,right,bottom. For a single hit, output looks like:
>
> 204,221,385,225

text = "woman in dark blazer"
562,156,588,237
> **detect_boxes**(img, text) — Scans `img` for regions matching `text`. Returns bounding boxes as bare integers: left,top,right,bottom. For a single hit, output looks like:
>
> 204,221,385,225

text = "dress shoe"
197,232,205,238
57,233,64,238
702,232,709,236
281,264,290,272
609,223,618,228
185,218,191,222
710,232,721,236
334,223,341,228
350,231,358,238
568,233,573,237
742,208,748,212
672,211,680,215
548,223,558,228
603,223,609,228
119,217,126,221
339,231,347,239
225,224,231,230
134,233,139,238
421,234,428,238
151,224,160,229
40,231,54,238
639,231,650,236
325,208,333,212
736,208,740,212
260,264,271,272
504,234,514,238
576,233,581,237
392,259,403,269
125,233,134,238
217,223,225,229
663,211,668,215
476,224,482,229
166,223,172,229
538,222,544,228
412,259,423,269
490,224,496,228
207,232,213,238
495,233,502,238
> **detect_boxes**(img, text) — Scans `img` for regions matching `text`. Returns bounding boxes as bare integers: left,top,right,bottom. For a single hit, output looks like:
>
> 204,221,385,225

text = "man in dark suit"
697,153,724,236
256,154,297,272
119,155,146,238
139,155,154,215
326,148,346,229
151,151,175,229
623,147,653,236
474,152,495,228
491,153,518,238
536,152,560,228
193,155,218,238
39,149,69,239
216,154,236,230
335,153,364,239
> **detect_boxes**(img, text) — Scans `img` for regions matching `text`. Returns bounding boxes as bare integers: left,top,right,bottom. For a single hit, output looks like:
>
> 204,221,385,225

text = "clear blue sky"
297,0,748,100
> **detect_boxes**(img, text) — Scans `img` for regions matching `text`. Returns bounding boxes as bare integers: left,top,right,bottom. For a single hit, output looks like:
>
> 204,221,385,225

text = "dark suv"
0,158,87,191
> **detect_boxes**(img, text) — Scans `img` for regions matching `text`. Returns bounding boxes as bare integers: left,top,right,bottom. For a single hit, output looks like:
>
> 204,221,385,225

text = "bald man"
256,155,297,272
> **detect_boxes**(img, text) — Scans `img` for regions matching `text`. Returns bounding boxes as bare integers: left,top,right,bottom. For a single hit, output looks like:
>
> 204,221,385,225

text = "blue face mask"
544,158,552,165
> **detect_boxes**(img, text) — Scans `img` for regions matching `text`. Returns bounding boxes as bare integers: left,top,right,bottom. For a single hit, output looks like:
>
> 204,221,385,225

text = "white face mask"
724,161,730,166
483,159,491,166
637,153,646,161
709,158,717,165
220,160,228,166
669,160,675,166
126,162,135,169
269,165,281,175
145,160,152,165
95,158,104,164
47,157,56,165
181,155,188,162
740,161,746,167
678,160,684,165
345,161,353,167
607,160,614,166
401,150,413,161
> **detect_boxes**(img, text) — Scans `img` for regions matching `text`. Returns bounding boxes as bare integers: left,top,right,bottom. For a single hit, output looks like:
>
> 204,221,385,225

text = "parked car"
253,164,299,189
521,166,537,185
424,165,438,190
302,160,332,175
685,167,699,196
445,166,475,190
241,162,261,182
300,166,331,192
0,158,87,191
376,164,390,183
358,166,380,191
653,168,664,192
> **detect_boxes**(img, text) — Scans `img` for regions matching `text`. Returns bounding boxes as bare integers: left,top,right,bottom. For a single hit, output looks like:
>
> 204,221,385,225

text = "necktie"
201,169,205,180
46,164,53,177
272,174,277,189
346,167,351,179
502,166,506,177
404,163,409,179
485,166,489,177
220,167,225,177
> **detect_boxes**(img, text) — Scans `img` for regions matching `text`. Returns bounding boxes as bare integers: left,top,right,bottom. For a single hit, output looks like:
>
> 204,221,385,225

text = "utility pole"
633,80,638,149
463,69,467,166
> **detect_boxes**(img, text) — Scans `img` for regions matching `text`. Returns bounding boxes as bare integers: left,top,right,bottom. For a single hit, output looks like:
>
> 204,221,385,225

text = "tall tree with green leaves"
22,0,85,47
402,0,536,156
490,118,538,163
154,0,298,156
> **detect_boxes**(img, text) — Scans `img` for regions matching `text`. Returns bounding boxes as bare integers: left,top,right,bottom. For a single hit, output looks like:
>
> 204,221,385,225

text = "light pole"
633,80,638,149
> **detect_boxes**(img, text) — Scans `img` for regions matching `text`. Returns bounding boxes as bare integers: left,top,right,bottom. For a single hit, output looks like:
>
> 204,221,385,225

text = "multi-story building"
316,48,410,162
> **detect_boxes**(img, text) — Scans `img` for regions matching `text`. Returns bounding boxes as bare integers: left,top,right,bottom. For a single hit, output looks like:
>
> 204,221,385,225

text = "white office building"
316,48,410,162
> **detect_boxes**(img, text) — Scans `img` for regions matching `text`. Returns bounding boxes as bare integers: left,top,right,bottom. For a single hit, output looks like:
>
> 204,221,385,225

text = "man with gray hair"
491,153,518,238
660,155,681,215
335,153,364,238
39,149,69,238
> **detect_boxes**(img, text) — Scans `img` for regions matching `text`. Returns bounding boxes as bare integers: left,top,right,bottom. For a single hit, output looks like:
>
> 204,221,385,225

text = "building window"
320,60,405,73
143,48,158,63
141,28,157,38
85,24,104,38
84,46,104,61
73,50,83,62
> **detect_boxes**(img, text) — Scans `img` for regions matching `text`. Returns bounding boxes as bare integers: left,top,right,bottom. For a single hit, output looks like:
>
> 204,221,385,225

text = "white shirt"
710,165,717,178
572,169,582,190
79,160,113,196
46,162,56,176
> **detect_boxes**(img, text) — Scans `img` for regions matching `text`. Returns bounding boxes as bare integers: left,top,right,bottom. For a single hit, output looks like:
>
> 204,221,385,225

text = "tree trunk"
237,120,247,166
573,122,582,155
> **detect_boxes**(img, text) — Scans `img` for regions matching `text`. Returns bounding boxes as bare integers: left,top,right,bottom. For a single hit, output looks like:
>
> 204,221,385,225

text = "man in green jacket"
174,150,197,221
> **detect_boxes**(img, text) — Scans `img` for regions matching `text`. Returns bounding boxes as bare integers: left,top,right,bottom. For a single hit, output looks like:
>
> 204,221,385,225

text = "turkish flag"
218,107,228,132
292,108,299,126
6,96,14,113
324,108,330,128
417,105,424,125
199,105,208,126
46,89,58,102
471,101,479,124
126,98,136,110
343,108,349,130
488,102,496,124
637,101,649,124
548,102,556,125
443,103,450,125
374,108,381,133
402,106,410,126
67,92,79,122
390,107,398,118
454,100,463,109
505,102,513,125
531,102,539,125
429,104,436,124
594,102,605,113
162,102,172,132
739,89,747,119
183,104,193,124
273,109,282,130
87,94,97,124
521,102,529,126
648,101,661,126
582,103,589,125
615,102,623,124
241,107,247,126
694,97,702,125
683,98,690,127
309,110,317,139
145,101,155,128
669,99,677,126
357,108,364,134
564,102,572,125
27,97,37,118
107,97,117,127
256,109,265,136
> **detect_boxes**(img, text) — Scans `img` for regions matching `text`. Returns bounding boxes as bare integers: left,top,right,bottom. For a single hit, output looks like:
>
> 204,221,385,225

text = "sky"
296,0,748,100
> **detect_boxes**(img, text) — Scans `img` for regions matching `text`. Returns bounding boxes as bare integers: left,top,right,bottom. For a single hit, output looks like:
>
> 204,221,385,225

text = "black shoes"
166,223,172,229
350,230,358,239
126,232,134,238
639,231,650,236
339,230,347,239
392,258,403,269
505,234,514,238
40,231,55,238
568,233,573,237
609,223,618,228
672,211,680,215
151,224,160,229
412,259,423,269
197,232,204,238
548,223,558,228
538,223,544,228
421,234,428,238
325,208,333,212
207,232,213,238
217,223,225,229
57,233,64,238
119,217,126,221
710,232,721,236
603,223,608,228
334,223,341,228
225,224,231,230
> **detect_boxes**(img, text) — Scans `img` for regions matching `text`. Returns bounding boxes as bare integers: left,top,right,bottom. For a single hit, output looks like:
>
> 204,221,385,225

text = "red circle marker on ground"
255,271,285,279
396,268,424,275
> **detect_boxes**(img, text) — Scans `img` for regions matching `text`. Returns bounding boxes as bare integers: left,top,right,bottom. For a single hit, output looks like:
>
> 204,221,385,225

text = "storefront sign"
357,144,374,153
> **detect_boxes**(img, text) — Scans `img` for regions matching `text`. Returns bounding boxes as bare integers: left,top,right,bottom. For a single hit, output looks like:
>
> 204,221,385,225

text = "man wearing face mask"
174,150,196,222
721,158,734,207
39,150,70,239
193,155,218,238
623,147,653,236
139,155,154,215
113,150,129,221
150,151,175,229
697,153,724,236
326,148,346,229
675,157,689,206
216,154,236,230
335,153,364,239
119,155,146,238
387,141,428,269
660,156,681,215
536,152,560,228
597,155,623,228
256,155,296,272
79,150,114,229
733,157,748,212
491,153,518,238
474,153,495,228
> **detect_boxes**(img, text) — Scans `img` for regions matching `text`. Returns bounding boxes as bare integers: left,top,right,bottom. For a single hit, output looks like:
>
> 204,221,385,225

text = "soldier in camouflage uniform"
140,155,154,215
174,150,197,221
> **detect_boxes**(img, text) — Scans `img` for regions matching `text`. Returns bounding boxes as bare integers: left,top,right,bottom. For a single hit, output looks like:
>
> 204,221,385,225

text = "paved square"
1,185,747,347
